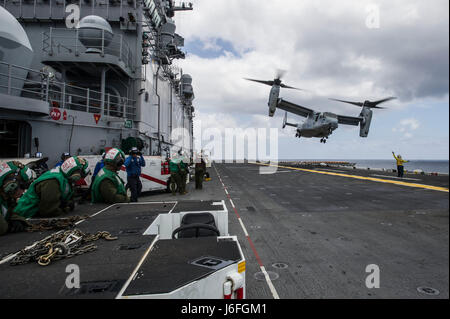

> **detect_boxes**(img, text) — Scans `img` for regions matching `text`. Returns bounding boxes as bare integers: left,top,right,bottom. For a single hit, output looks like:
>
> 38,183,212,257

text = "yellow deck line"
249,162,449,193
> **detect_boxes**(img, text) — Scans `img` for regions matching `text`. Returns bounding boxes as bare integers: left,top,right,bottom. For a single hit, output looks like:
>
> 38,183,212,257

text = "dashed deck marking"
213,164,280,299
250,162,449,193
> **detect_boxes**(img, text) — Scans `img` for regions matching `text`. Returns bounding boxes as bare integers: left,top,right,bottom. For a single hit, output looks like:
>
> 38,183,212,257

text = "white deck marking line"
260,266,281,299
75,203,116,224
370,174,422,181
116,235,160,299
238,218,249,237
224,188,229,195
213,163,281,300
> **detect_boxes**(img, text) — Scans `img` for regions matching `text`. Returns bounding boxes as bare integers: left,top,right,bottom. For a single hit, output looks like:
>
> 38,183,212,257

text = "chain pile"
26,215,90,232
9,229,118,266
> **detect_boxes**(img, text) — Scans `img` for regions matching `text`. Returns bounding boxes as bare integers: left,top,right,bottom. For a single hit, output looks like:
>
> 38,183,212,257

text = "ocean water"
283,159,449,174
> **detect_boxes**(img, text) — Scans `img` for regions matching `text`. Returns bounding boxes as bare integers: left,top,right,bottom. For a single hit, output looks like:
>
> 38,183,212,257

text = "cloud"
173,0,449,159
399,118,420,131
176,0,449,101
392,118,420,139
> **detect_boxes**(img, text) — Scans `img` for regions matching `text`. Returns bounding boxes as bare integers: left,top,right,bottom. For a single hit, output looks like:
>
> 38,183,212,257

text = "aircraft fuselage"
296,113,338,138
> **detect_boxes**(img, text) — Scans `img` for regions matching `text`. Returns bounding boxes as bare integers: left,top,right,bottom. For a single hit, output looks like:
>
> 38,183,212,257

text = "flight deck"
143,163,449,299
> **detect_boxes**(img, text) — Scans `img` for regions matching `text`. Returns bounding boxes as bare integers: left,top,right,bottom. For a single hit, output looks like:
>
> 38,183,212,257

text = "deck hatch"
118,228,144,236
118,243,146,250
190,256,234,270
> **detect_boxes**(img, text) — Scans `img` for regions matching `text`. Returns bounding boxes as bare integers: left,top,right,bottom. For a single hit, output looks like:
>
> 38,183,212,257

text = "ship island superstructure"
0,0,195,165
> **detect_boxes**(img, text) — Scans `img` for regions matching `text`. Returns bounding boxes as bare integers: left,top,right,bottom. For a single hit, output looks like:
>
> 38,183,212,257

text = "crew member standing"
392,151,409,178
169,154,181,196
124,147,146,202
178,153,188,195
195,155,206,190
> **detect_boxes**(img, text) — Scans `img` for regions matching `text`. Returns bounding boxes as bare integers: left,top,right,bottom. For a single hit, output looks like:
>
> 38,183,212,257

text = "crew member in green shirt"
91,148,129,204
0,161,36,235
14,156,89,220
169,154,182,196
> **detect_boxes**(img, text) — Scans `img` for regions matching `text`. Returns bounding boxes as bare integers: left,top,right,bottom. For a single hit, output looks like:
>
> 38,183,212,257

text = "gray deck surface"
123,237,241,296
0,203,168,298
0,163,447,299
142,163,449,299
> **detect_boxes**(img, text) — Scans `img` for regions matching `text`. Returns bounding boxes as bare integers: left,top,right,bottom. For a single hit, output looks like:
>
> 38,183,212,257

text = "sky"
173,0,449,160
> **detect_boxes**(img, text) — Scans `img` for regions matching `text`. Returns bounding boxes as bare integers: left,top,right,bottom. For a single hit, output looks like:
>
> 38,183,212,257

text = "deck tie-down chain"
26,215,90,232
10,229,118,266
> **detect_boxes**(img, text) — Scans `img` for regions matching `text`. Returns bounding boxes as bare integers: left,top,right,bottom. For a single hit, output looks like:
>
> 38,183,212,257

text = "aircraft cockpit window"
324,112,337,119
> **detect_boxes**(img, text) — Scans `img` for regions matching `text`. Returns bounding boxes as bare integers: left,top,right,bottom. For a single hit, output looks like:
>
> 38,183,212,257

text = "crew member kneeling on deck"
91,148,129,204
14,156,88,220
0,162,36,235
124,147,146,202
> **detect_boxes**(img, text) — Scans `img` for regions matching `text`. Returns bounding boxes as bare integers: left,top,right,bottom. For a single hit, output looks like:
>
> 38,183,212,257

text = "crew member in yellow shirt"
392,151,409,178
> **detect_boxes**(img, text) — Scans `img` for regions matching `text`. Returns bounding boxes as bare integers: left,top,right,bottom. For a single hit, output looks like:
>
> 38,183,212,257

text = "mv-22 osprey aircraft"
245,74,396,143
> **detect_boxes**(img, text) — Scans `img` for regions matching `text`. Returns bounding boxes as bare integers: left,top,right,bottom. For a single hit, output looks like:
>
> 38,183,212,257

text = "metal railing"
1,1,138,20
42,27,134,72
0,61,136,119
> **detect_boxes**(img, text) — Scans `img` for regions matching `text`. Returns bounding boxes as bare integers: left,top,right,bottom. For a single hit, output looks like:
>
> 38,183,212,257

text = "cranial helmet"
60,156,88,181
0,162,17,187
0,162,19,195
0,162,35,195
104,148,126,168
61,152,71,161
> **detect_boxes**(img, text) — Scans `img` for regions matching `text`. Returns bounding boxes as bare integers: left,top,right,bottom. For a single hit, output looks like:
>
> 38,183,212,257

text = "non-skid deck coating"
142,163,449,299
0,200,239,299
0,163,448,299
122,237,241,296
0,203,169,298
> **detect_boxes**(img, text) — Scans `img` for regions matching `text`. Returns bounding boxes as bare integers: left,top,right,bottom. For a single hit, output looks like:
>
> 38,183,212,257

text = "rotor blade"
329,98,364,107
372,97,397,105
244,78,274,87
280,83,303,90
